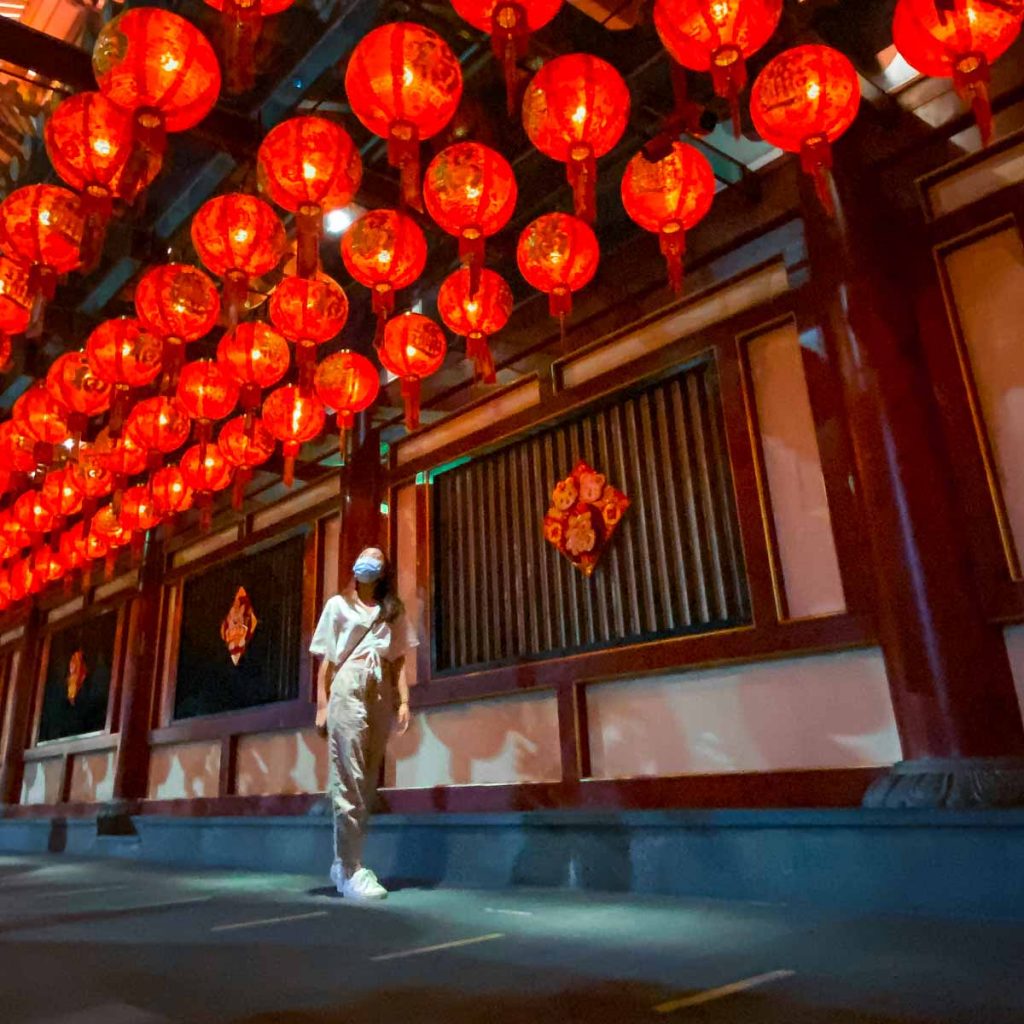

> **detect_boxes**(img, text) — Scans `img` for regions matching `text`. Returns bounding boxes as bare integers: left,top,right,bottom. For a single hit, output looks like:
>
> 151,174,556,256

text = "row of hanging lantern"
0,0,1021,613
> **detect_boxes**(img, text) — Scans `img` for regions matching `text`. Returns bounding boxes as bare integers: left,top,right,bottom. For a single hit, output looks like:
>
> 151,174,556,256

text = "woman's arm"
394,656,410,735
314,658,335,733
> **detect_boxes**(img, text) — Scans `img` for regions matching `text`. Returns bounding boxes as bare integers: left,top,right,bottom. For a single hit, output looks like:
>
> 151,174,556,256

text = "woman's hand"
315,704,328,736
396,701,410,735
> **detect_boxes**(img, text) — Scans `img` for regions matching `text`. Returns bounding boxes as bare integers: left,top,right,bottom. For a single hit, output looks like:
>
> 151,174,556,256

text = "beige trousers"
327,667,394,875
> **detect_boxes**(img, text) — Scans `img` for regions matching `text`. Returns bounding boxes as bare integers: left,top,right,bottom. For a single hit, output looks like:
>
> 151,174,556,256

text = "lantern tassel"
389,123,423,212
459,230,486,296
709,47,746,141
467,334,497,385
79,187,113,272
659,228,686,294
954,53,992,147
492,1,528,117
567,146,597,224
337,411,353,468
224,270,249,329
232,467,251,511
401,377,421,432
297,341,316,395
104,550,116,581
800,136,835,218
295,204,322,279
223,0,261,95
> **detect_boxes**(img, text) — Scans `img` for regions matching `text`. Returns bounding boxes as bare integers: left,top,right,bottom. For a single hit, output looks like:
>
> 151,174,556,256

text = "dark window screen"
38,611,118,742
174,534,304,720
432,356,750,673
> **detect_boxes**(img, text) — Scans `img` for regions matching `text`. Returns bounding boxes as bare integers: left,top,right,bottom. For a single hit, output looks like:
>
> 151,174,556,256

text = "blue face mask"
353,555,384,583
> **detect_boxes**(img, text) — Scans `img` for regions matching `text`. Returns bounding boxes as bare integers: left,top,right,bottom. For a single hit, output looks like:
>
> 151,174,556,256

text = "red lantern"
0,569,12,609
257,117,362,278
894,0,1022,146
620,142,715,293
119,484,161,556
0,421,36,485
344,22,463,209
134,263,221,384
34,545,69,585
340,209,426,336
313,351,380,460
377,312,447,432
59,523,93,574
218,415,275,508
44,92,161,268
516,212,599,321
125,396,192,470
46,350,113,450
268,274,349,390
41,467,85,523
750,45,861,215
522,54,630,223
90,504,130,577
216,322,291,415
423,142,517,294
176,359,240,449
0,255,33,348
203,0,295,93
10,557,41,601
94,428,148,509
13,490,56,546
181,443,234,530
93,8,221,191
69,444,114,504
150,465,194,519
85,317,162,435
0,185,83,302
12,383,69,469
654,0,782,137
437,267,512,384
0,511,30,560
262,385,326,486
191,193,286,326
451,0,564,114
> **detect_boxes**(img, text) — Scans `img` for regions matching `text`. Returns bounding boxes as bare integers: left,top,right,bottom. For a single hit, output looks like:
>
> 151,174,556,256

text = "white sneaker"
341,867,388,901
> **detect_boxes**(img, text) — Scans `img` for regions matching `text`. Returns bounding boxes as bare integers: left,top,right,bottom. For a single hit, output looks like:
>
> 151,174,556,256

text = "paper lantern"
34,545,69,585
258,117,362,277
125,396,191,470
85,317,162,435
0,421,36,483
0,185,83,301
750,45,860,214
341,208,426,339
10,557,42,601
119,484,161,555
44,92,160,268
59,522,92,573
218,415,275,508
423,142,517,294
90,504,129,576
654,0,782,137
69,444,114,502
262,385,325,486
46,350,113,448
134,263,221,383
377,312,447,432
437,267,512,384
522,54,630,223
93,8,221,183
451,0,564,114
344,22,463,208
893,0,1022,146
150,465,194,518
313,350,380,459
41,467,85,522
176,359,240,448
0,510,30,559
621,142,715,293
203,0,295,93
181,443,234,530
191,193,286,326
268,274,349,389
516,212,599,321
93,427,148,509
12,383,69,469
217,322,291,414
0,256,31,347
0,569,12,609
13,490,56,544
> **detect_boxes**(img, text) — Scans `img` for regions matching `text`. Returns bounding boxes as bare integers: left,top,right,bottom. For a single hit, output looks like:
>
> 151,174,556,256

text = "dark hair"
352,550,404,624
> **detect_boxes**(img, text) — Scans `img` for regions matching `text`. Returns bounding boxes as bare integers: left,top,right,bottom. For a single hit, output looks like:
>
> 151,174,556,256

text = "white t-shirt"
309,593,417,684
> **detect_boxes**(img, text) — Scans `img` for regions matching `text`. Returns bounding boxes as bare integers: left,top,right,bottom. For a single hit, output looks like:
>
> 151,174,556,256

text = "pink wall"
68,750,115,803
236,728,327,796
147,741,221,800
21,757,62,805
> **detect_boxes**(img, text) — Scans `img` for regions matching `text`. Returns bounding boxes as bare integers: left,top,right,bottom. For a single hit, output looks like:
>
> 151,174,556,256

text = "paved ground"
0,854,1022,1023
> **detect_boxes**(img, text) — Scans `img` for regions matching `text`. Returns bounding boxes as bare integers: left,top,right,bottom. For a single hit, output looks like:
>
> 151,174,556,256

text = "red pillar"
804,131,1024,806
0,610,41,808
337,417,384,584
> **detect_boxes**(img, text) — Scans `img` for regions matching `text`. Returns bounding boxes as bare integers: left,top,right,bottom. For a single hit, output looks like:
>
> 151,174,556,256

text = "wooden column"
111,534,165,803
0,610,41,807
805,130,1024,807
338,416,384,582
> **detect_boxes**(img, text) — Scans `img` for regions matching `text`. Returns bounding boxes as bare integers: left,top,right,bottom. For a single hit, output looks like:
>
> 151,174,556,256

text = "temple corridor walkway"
0,854,1021,1023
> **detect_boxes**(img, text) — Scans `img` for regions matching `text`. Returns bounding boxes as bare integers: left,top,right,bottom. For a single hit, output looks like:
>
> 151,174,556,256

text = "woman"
310,547,415,900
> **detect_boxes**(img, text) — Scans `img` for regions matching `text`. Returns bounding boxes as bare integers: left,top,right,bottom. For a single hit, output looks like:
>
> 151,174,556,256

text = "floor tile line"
370,932,505,962
211,910,329,933
653,969,796,1013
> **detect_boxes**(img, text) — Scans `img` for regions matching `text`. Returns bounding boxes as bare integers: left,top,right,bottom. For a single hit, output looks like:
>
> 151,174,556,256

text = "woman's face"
353,547,386,584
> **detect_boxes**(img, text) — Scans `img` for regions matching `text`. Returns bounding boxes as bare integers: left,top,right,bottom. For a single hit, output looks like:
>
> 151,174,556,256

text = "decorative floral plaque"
66,650,87,705
543,460,630,576
221,586,258,666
